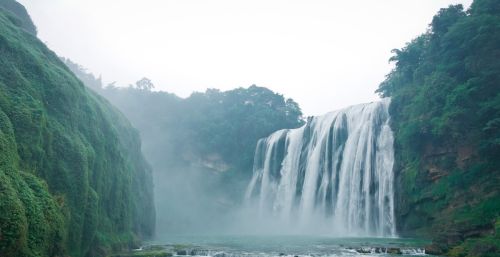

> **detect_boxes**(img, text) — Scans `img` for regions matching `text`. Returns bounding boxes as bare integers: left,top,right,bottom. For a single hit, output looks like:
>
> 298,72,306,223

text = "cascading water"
245,99,396,237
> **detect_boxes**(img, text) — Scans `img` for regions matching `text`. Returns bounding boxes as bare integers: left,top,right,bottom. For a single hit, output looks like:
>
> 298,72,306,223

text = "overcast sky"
19,0,472,116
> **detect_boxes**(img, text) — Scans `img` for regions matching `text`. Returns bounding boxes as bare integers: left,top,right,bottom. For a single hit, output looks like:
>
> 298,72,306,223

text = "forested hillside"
0,0,36,35
95,83,302,174
64,59,304,233
0,1,155,256
62,62,304,176
377,0,500,256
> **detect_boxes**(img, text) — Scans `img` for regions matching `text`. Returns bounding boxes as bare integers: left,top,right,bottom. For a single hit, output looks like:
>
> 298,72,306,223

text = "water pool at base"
149,235,431,257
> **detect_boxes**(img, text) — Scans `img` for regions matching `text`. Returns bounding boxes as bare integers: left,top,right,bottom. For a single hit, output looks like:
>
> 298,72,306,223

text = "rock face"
386,248,402,254
0,2,154,257
424,244,443,256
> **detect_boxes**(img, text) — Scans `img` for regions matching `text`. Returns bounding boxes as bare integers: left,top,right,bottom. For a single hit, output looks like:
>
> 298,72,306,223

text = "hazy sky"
19,0,472,116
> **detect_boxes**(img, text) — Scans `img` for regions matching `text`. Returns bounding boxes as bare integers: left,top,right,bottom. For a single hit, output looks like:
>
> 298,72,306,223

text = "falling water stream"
245,99,395,237
152,100,430,256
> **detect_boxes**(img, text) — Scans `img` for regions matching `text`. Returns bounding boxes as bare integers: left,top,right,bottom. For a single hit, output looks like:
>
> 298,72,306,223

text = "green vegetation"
0,3,154,257
0,0,36,35
102,85,302,173
65,57,304,233
62,64,304,176
377,0,500,255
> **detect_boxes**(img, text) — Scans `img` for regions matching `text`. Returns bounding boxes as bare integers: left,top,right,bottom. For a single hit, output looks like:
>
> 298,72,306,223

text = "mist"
20,0,472,116
64,63,307,237
51,0,475,241
3,0,499,256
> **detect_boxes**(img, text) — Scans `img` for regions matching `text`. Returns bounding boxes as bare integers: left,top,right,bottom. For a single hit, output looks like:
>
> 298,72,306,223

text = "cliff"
377,0,500,256
0,2,155,256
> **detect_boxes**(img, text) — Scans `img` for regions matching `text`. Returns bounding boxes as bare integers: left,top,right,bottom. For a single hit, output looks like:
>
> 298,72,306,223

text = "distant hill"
64,58,304,234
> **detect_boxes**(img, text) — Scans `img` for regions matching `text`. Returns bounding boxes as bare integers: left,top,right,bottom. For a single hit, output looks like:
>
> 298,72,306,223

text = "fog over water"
151,100,396,238
1,1,496,256
16,0,472,241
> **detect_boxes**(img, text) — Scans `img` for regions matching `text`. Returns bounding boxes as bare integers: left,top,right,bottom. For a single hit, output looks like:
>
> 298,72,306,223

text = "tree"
376,1,500,255
135,77,155,90
430,4,465,38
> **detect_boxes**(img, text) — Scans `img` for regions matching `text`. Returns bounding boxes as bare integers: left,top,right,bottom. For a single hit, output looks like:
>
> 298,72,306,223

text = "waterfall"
245,99,395,237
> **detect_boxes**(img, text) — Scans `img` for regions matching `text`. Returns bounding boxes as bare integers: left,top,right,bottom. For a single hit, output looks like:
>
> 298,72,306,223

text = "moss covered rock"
0,2,154,256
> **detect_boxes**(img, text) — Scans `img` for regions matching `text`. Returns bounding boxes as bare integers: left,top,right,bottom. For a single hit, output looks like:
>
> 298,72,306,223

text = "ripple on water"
147,235,431,257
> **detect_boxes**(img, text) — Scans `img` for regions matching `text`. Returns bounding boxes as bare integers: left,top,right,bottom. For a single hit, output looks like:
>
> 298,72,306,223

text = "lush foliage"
65,60,303,178
65,59,304,233
0,0,36,35
0,4,154,257
377,0,500,255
